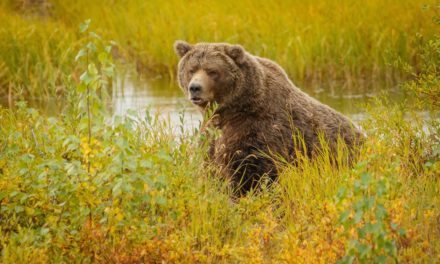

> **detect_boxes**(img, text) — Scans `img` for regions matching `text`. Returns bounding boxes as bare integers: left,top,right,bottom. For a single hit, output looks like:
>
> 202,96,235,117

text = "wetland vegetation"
0,1,439,263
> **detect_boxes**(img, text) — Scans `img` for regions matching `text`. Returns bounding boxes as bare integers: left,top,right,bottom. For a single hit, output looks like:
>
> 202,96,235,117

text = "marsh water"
112,73,377,130
1,69,405,131
110,71,400,131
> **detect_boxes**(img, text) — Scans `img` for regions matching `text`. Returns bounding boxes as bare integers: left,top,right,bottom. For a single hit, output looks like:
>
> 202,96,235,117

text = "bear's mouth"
190,97,205,106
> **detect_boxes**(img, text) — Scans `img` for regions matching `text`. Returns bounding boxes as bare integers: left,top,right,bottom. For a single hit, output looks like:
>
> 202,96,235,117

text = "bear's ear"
225,44,245,65
174,40,192,57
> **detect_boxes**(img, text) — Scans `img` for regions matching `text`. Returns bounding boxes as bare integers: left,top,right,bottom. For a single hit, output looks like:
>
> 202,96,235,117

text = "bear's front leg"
225,147,277,195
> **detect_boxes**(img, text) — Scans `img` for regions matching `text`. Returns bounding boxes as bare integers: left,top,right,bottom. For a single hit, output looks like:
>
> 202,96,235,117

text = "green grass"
0,0,438,99
0,7,77,99
0,90,438,263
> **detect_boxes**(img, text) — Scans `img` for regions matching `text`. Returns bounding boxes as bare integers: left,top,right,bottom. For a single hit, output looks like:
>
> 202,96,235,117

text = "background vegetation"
0,0,438,99
0,0,439,263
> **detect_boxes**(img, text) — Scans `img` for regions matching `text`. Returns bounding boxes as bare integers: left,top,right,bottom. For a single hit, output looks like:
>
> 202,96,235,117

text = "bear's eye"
207,70,219,78
189,68,197,75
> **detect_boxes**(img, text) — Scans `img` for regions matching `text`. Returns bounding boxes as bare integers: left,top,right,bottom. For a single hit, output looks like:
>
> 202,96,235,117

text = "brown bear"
174,41,364,194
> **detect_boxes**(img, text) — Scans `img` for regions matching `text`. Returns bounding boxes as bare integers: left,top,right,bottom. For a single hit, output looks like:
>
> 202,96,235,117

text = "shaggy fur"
174,41,363,194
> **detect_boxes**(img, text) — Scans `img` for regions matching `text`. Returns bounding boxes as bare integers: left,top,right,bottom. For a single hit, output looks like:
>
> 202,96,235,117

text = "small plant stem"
8,83,12,108
86,47,93,225
86,50,91,174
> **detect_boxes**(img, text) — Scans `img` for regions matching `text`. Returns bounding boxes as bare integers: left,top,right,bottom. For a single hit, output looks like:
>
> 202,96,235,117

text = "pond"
1,69,404,131
108,71,383,131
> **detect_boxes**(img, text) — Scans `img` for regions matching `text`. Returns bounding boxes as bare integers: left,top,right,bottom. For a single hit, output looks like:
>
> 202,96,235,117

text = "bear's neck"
200,56,272,128
213,65,268,124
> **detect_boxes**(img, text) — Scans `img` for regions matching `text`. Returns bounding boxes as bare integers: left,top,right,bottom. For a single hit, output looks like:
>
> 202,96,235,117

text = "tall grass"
0,7,77,101
0,0,437,99
0,90,438,262
0,21,439,262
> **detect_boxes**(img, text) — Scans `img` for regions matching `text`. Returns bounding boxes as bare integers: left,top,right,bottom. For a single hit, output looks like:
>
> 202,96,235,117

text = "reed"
0,0,437,98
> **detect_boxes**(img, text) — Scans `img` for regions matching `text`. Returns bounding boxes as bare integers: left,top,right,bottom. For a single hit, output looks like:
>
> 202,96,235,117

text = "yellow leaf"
25,206,35,216
116,212,124,221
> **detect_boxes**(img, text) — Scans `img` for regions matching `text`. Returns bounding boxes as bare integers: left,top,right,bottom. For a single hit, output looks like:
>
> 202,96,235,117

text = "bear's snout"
189,83,202,94
187,70,215,106
188,82,205,106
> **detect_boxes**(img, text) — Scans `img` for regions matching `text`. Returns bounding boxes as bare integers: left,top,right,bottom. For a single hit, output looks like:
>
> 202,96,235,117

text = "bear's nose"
189,84,202,94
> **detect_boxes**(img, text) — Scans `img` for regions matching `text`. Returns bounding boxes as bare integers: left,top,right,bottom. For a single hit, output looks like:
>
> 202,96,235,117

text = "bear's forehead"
189,44,227,58
194,43,226,51
185,45,228,66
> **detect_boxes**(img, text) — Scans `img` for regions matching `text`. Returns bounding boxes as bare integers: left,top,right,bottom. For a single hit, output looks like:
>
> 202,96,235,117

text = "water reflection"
1,71,389,130
112,72,202,131
112,72,372,131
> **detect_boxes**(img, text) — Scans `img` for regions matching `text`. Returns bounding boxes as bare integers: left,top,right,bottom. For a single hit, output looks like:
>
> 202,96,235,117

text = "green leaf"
354,209,363,223
336,256,354,264
98,52,108,62
354,200,364,211
156,196,167,206
15,205,24,213
40,227,50,236
370,222,383,235
113,115,123,127
75,48,87,61
384,241,397,256
86,42,97,52
375,204,387,220
103,66,114,77
140,160,153,169
77,82,87,92
353,180,361,194
80,71,93,85
141,194,151,202
88,63,98,76
79,19,91,33
81,207,90,216
339,210,350,223
398,228,406,236
356,160,369,168
89,31,101,40
357,226,366,238
360,172,371,186
365,196,375,209
21,153,35,163
363,223,373,233
356,243,371,259
375,255,387,264
336,187,347,201
424,161,433,168
19,168,28,175
10,191,19,198
112,180,123,197
157,175,167,184
158,150,173,162
376,180,387,196
25,206,35,216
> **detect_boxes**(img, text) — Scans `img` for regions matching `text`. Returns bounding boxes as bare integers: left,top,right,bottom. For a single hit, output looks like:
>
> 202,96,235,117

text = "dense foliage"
0,2,439,263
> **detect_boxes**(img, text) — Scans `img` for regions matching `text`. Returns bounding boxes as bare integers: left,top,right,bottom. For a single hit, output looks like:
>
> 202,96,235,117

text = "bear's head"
174,41,247,110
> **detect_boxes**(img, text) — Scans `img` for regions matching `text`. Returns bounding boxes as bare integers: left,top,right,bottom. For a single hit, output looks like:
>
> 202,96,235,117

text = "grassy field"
0,0,438,99
0,1,439,263
0,69,438,262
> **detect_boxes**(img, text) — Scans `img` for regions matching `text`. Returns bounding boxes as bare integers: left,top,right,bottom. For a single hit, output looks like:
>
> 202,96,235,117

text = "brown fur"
174,41,364,194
